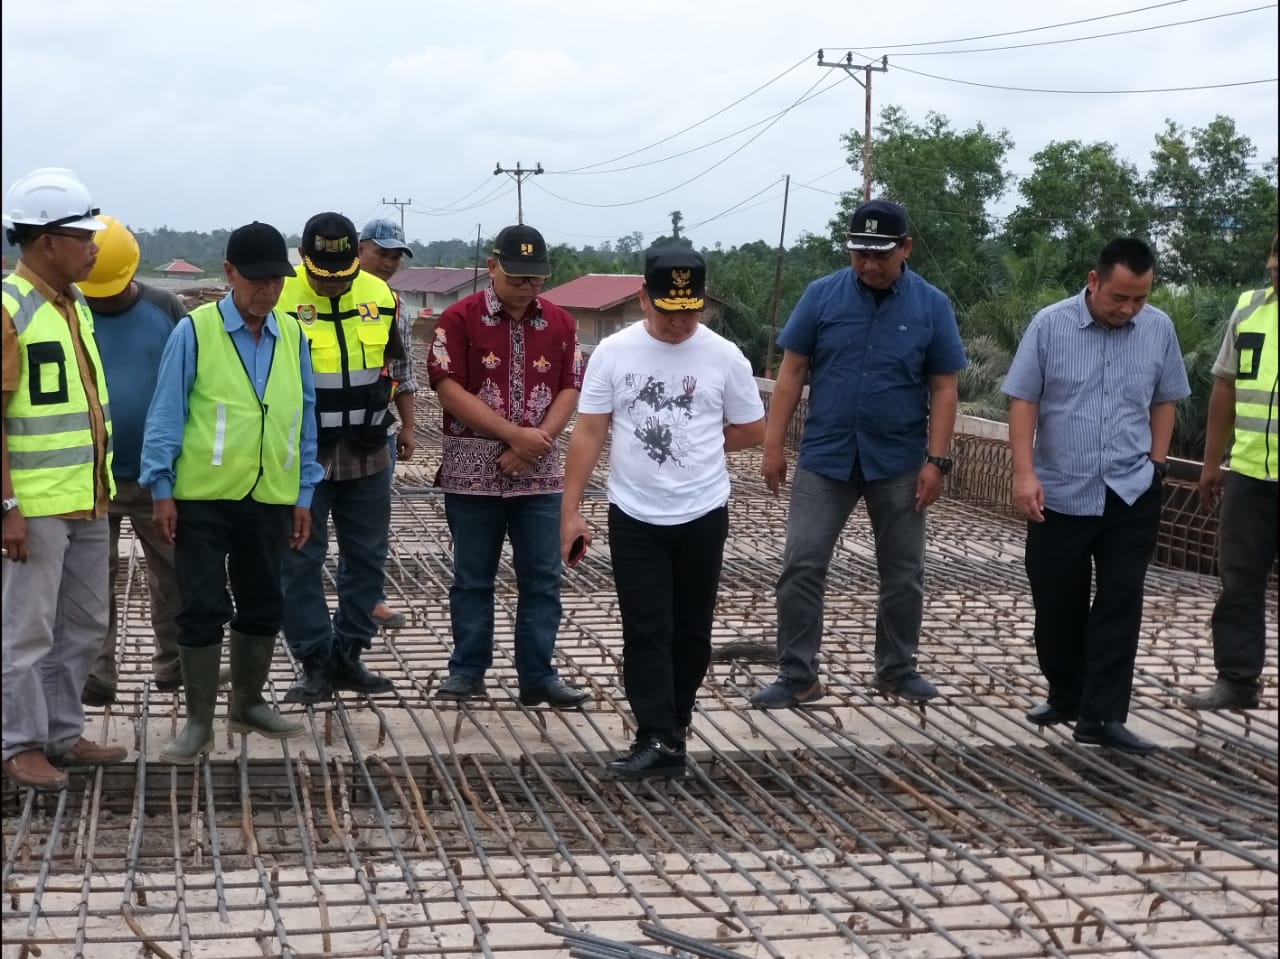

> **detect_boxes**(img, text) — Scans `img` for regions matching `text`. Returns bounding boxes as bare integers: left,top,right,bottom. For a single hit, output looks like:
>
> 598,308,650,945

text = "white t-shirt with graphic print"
577,320,765,526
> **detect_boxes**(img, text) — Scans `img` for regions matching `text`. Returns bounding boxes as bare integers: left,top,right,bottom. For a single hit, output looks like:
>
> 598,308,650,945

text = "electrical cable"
529,73,845,210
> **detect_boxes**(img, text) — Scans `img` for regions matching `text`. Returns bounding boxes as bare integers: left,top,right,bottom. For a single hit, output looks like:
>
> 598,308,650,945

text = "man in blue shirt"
751,200,967,709
79,216,187,707
140,222,323,764
1003,237,1190,756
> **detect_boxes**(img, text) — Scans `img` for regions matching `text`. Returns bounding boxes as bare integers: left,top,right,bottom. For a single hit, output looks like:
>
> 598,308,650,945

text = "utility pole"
381,197,411,232
493,162,544,224
817,51,888,201
765,174,791,381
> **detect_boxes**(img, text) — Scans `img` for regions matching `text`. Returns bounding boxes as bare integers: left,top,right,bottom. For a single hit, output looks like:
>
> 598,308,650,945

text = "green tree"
1146,115,1278,286
1002,140,1152,287
837,106,1014,308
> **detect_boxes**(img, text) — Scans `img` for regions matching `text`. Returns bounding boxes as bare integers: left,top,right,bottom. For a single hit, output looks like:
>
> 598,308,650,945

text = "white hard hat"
2,167,106,232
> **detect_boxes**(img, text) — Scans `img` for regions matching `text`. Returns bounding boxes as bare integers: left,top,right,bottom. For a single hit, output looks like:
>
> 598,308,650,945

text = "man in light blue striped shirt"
1002,238,1189,756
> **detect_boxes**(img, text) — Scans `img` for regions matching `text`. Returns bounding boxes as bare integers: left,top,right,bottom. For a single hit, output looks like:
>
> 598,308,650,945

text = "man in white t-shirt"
561,247,765,779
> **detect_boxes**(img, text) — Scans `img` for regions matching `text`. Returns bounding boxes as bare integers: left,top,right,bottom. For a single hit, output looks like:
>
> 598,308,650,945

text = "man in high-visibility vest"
1184,232,1279,711
278,212,407,704
140,221,322,763
2,168,128,792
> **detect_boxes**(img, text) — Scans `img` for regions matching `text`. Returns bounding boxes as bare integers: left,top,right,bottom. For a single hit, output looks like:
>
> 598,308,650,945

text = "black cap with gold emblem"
301,211,360,279
643,245,706,313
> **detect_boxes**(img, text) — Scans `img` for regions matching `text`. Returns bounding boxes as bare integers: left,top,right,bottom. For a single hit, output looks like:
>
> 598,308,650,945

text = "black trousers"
1212,472,1278,687
1024,481,1161,722
174,498,293,648
609,504,729,748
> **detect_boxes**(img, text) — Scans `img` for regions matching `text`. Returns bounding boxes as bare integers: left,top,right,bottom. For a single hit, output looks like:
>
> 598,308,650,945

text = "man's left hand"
289,507,311,550
915,463,945,511
396,429,416,463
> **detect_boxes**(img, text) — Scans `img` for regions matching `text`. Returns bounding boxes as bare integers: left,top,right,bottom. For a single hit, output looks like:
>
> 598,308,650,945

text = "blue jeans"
282,469,390,662
444,492,563,690
775,466,925,686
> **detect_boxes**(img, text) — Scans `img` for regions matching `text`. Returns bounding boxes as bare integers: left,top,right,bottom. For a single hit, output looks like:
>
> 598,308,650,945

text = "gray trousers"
2,515,109,760
87,479,182,692
775,466,926,686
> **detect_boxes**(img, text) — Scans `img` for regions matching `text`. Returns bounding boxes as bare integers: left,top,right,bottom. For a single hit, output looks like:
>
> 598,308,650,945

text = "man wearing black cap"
426,224,587,708
751,199,967,709
357,218,418,631
139,221,321,763
562,246,765,778
277,212,406,704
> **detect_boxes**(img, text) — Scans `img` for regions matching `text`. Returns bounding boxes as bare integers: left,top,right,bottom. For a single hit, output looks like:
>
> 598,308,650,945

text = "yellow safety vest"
2,276,114,516
172,302,305,504
1227,287,1278,480
279,267,395,448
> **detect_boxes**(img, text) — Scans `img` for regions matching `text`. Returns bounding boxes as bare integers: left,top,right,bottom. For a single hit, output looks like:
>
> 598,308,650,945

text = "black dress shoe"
606,739,686,780
519,679,590,708
435,674,486,700
1073,720,1156,756
1026,702,1078,726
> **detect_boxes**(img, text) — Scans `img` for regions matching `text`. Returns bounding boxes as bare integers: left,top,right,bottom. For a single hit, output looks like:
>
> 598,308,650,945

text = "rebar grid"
3,395,1276,959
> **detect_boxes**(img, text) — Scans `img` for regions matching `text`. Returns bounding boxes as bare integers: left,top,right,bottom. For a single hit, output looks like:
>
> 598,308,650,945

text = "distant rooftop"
540,273,643,311
389,266,484,295
155,258,203,275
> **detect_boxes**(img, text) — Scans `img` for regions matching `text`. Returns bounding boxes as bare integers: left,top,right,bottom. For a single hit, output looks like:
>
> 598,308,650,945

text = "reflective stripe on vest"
1227,288,1278,480
171,302,304,504
1,276,114,516
279,268,395,444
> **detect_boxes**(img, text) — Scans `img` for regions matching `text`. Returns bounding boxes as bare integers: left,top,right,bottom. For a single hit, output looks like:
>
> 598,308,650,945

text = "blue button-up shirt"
1002,289,1190,516
778,265,967,481
140,294,323,507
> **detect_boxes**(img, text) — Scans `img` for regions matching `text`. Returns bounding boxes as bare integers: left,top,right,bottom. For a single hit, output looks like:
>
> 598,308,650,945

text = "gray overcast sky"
3,0,1276,251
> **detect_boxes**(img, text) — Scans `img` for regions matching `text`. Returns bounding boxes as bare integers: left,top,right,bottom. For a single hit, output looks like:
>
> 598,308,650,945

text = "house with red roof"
388,266,485,321
540,274,723,350
155,258,203,277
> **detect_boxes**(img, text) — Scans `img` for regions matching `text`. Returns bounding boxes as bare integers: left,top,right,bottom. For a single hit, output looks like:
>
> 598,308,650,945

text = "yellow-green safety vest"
279,267,395,447
2,276,114,516
172,301,304,504
1227,287,1278,481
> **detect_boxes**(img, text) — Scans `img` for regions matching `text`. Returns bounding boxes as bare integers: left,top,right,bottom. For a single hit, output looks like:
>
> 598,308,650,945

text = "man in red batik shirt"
427,224,589,708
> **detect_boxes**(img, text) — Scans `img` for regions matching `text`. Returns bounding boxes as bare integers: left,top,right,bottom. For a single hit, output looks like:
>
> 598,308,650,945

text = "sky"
3,0,1276,253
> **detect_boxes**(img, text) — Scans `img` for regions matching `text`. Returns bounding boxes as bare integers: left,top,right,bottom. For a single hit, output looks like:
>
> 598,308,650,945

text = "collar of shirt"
217,292,281,338
483,284,542,324
14,260,75,309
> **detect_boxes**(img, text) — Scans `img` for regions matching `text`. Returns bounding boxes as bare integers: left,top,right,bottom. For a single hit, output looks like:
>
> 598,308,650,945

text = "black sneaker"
606,739,687,780
875,673,938,703
1182,679,1260,710
80,681,116,708
435,674,486,700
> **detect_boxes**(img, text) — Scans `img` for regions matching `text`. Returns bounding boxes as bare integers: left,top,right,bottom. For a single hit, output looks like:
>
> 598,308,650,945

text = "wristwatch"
1,496,18,516
925,455,954,475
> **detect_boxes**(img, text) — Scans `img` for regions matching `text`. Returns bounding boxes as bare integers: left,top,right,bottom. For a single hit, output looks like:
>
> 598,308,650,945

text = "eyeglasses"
498,269,545,288
44,229,96,244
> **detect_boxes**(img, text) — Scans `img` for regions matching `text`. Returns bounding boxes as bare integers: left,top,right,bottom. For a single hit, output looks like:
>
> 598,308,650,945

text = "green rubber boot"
159,644,222,764
226,632,304,740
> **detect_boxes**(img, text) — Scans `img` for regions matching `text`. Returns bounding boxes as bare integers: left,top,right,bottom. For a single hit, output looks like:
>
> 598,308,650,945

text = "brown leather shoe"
3,751,67,791
53,737,128,765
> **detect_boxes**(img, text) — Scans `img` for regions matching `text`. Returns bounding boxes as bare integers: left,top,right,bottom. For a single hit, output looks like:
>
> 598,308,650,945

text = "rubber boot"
159,644,222,765
226,632,304,739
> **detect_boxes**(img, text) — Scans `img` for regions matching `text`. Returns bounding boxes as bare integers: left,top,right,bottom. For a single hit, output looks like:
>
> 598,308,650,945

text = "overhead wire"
412,176,501,214
846,0,1192,49
549,51,817,174
529,72,848,210
875,4,1276,56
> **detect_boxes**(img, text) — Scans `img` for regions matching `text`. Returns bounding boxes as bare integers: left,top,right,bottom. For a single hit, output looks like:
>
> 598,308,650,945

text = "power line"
529,73,842,210
879,4,1276,56
847,0,1190,50
857,57,1277,94
413,176,496,214
381,197,411,232
409,182,514,218
551,74,848,177
549,51,816,174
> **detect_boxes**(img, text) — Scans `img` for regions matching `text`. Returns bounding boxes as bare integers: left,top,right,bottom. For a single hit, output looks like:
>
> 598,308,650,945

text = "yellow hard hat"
79,215,139,298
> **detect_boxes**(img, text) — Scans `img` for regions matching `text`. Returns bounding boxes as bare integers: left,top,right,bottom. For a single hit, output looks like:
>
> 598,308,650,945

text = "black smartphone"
567,535,586,568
